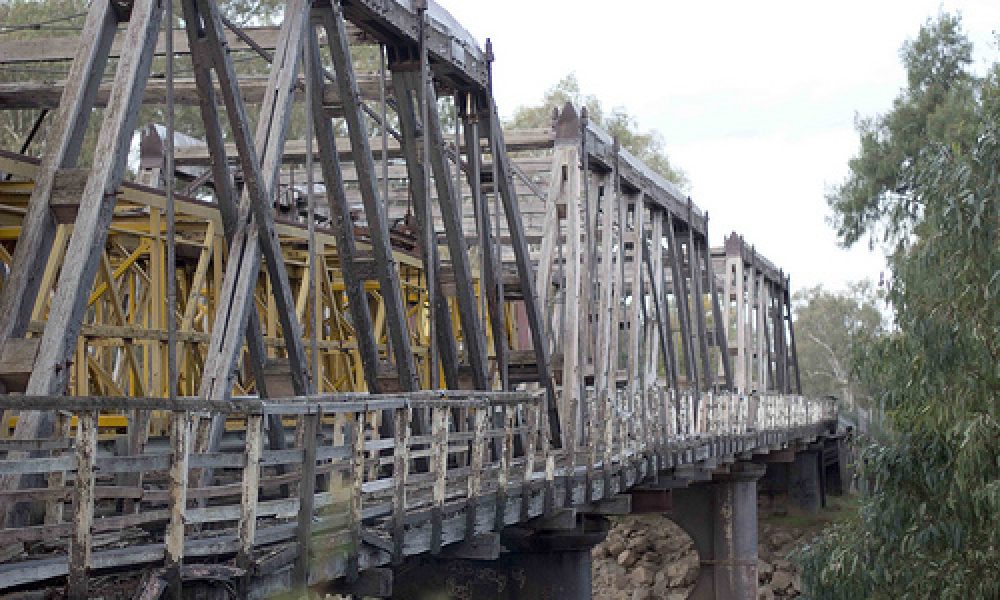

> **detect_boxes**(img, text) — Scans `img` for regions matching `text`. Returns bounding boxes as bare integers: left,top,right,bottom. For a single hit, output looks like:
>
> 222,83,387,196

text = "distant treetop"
506,74,688,189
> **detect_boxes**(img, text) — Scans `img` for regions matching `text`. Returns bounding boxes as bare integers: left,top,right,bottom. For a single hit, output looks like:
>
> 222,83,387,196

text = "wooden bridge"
0,1,839,598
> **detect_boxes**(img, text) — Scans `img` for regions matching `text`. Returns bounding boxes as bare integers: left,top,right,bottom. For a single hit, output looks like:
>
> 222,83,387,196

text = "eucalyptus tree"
799,13,999,599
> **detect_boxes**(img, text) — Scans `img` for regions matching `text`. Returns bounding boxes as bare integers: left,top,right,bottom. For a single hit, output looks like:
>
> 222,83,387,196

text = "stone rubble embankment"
592,515,812,600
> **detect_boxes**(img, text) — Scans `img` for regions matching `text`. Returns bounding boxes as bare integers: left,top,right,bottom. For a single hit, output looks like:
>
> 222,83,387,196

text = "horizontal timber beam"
171,128,555,166
0,76,382,111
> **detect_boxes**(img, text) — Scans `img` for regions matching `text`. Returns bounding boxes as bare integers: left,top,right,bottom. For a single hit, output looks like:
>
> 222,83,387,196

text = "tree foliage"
506,74,688,188
792,281,884,414
799,13,999,599
0,0,289,160
0,0,89,154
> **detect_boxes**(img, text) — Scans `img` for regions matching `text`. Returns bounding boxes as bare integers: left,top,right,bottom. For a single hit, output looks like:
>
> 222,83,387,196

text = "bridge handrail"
0,390,544,415
0,389,834,592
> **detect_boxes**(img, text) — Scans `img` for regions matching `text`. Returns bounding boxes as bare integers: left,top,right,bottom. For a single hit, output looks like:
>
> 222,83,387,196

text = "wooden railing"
0,390,835,596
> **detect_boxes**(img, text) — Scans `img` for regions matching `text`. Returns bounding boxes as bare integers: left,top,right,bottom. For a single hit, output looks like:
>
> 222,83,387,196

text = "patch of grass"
761,494,860,532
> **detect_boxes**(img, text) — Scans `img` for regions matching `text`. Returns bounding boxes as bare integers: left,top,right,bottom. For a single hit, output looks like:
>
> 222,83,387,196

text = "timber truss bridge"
0,1,839,598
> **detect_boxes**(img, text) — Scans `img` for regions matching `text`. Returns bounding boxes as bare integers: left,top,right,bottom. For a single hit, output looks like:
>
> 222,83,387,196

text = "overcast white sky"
436,0,1000,293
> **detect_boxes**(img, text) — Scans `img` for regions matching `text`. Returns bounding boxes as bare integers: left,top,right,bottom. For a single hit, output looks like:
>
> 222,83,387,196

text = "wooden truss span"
0,0,812,595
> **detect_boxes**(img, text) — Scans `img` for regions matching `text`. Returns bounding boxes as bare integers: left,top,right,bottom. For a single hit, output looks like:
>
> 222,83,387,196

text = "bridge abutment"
391,515,609,599
670,462,766,600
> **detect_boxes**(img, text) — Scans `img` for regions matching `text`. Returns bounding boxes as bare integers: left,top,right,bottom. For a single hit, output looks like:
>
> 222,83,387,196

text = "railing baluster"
466,404,487,538
392,405,411,563
347,411,366,581
617,388,627,456
430,405,448,553
366,411,380,481
67,409,97,600
238,413,263,595
44,410,71,525
293,407,320,588
494,404,512,530
543,404,556,516
165,410,190,600
522,400,538,519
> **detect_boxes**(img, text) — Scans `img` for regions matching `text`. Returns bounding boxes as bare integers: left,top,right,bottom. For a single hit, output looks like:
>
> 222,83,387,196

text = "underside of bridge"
0,1,839,599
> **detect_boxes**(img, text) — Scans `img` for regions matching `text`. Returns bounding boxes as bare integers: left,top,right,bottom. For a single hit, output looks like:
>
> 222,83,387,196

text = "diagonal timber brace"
390,68,491,390
422,77,491,390
193,0,313,405
0,0,117,351
179,0,288,453
317,0,418,392
485,103,562,448
388,69,461,390
1,0,166,526
302,21,382,393
461,94,507,386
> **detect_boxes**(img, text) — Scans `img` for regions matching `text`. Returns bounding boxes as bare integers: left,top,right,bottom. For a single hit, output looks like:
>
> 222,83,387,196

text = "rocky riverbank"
592,512,828,599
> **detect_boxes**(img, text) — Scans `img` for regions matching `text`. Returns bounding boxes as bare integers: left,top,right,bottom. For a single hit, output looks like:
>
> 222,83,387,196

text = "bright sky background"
437,0,1000,294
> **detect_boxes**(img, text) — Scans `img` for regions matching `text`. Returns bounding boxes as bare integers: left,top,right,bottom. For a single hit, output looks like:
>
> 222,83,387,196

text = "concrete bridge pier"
790,444,823,513
670,462,767,600
391,515,610,599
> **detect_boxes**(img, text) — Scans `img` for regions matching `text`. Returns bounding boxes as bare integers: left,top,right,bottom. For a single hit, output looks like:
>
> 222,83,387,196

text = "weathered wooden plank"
465,405,487,539
347,412,366,580
784,280,803,394
0,0,117,352
687,208,715,392
494,404,514,531
705,219,733,392
521,401,539,520
0,26,283,64
176,0,287,454
0,77,384,110
170,128,554,166
23,0,164,397
460,95,507,385
0,0,122,526
429,406,448,553
626,197,646,454
559,140,583,458
605,146,626,493
665,211,699,393
756,269,770,392
423,79,490,390
0,455,76,476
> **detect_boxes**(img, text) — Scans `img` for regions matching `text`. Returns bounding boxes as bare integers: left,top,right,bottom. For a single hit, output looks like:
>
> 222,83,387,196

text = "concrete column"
789,448,822,513
391,516,609,599
757,461,791,515
670,462,766,600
